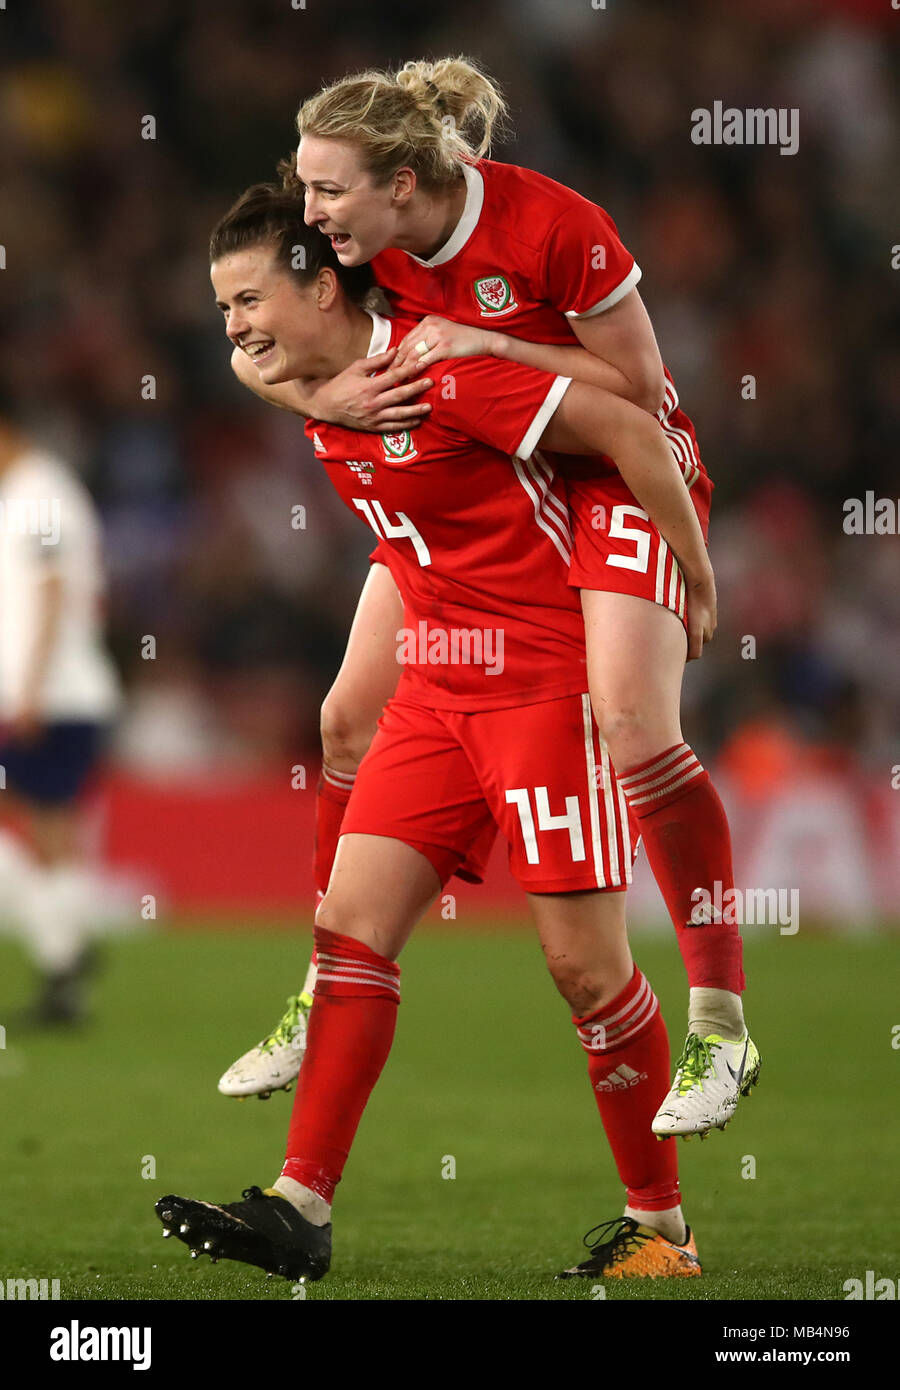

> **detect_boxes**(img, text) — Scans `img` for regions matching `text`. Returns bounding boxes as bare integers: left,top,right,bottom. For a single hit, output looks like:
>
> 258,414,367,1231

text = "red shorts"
565,467,713,632
341,692,636,894
455,819,496,883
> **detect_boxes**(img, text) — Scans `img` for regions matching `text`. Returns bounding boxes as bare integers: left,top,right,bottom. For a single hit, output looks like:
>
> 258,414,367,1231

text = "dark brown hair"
209,181,375,306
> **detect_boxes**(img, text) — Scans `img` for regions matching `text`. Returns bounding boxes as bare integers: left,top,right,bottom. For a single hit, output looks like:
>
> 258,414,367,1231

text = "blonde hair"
296,56,509,190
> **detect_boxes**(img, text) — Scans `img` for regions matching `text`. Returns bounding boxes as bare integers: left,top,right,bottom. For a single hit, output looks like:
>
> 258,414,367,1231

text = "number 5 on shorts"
606,504,651,573
505,787,586,865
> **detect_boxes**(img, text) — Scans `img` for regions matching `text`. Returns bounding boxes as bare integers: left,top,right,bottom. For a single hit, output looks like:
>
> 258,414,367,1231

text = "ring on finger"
415,339,431,356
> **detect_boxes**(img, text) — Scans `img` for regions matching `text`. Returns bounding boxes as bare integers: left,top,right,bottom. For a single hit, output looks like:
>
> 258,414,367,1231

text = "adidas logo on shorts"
594,1063,648,1092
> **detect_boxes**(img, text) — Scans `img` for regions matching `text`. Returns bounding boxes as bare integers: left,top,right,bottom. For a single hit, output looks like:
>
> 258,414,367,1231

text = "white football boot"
218,962,316,1099
651,1030,761,1139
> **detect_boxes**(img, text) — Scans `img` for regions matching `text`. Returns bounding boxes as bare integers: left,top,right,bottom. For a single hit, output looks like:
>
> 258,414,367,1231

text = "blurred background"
0,0,897,926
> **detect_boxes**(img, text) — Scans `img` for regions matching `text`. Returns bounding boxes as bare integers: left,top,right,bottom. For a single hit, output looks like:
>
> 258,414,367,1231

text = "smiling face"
211,243,325,384
296,135,412,266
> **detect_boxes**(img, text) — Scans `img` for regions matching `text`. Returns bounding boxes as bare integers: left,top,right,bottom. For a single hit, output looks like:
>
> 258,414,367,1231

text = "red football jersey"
372,158,706,494
306,313,586,711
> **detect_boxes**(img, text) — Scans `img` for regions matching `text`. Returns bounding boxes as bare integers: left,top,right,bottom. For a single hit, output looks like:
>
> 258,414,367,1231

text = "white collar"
406,162,484,269
366,310,393,357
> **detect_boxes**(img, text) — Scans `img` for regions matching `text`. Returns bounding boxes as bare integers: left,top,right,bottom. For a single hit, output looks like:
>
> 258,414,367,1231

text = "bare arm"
394,290,667,413
497,291,665,411
230,346,434,433
230,345,314,415
539,382,715,657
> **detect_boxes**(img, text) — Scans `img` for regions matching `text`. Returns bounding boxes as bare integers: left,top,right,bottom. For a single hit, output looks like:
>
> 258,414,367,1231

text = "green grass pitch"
0,923,895,1302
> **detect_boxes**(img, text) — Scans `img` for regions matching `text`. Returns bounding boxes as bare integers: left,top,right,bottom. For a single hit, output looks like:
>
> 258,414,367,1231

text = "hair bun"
297,57,509,189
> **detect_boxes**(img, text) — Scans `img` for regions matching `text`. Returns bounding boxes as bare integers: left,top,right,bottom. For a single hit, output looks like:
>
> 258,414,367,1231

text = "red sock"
309,765,357,973
574,966,680,1212
281,926,400,1203
619,743,745,993
314,764,356,897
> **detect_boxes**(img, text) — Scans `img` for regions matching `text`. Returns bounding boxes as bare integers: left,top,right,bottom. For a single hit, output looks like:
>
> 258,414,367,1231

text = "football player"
221,58,758,1143
0,400,121,1023
153,181,743,1282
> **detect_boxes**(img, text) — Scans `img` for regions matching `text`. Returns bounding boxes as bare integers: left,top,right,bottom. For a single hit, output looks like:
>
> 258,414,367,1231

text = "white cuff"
565,263,642,319
515,376,572,460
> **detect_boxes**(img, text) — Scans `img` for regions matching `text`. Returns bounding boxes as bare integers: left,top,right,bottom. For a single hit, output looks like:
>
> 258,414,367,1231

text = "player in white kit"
0,403,121,1023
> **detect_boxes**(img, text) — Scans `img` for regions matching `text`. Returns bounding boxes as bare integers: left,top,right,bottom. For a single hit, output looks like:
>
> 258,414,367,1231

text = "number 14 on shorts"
506,786,585,864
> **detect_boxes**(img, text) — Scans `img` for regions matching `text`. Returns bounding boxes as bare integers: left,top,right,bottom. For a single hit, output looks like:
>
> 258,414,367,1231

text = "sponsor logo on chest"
380,430,418,462
472,274,519,317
